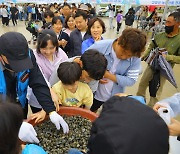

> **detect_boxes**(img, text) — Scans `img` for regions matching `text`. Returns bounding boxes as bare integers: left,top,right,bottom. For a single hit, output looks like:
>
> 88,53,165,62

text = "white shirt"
1,8,9,17
81,31,86,39
109,10,114,18
18,6,23,12
95,47,120,102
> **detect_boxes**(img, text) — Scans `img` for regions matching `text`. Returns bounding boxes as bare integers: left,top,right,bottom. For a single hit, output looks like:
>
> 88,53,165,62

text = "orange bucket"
26,107,98,126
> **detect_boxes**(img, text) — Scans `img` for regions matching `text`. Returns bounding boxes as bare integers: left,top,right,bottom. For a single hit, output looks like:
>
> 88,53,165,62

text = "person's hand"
115,93,129,97
18,122,39,143
50,89,60,112
153,103,166,112
94,35,101,41
99,79,108,84
61,39,67,48
30,109,46,123
104,70,114,79
58,39,67,48
161,52,167,58
168,118,180,136
58,40,63,46
49,111,69,133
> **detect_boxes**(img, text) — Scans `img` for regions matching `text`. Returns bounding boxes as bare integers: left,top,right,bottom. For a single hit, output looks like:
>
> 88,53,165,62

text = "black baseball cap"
88,96,169,154
0,32,33,72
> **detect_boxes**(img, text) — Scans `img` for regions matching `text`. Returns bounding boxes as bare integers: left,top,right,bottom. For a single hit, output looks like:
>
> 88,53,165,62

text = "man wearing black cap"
0,32,69,143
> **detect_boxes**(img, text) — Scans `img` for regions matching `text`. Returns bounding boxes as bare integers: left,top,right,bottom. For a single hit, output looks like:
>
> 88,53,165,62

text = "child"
0,101,46,154
52,62,93,109
33,62,93,122
116,10,123,34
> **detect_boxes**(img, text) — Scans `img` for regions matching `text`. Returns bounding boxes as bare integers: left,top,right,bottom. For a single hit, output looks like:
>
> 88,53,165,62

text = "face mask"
1,59,14,72
165,25,174,34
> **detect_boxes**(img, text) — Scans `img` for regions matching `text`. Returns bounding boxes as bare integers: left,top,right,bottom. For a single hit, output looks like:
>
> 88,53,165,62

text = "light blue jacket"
22,144,47,154
87,39,141,95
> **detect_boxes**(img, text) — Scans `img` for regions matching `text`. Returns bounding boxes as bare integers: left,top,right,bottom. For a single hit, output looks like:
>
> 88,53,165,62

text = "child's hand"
104,70,111,78
50,88,60,112
99,79,108,84
30,109,46,123
115,93,129,97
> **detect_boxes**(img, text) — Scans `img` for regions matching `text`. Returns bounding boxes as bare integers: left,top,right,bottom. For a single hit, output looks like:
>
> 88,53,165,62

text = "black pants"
117,22,122,32
11,15,17,26
90,98,104,112
2,17,9,26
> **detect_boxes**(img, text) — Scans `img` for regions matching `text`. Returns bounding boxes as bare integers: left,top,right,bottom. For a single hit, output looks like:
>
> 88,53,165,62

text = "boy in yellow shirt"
30,62,93,123
52,62,93,109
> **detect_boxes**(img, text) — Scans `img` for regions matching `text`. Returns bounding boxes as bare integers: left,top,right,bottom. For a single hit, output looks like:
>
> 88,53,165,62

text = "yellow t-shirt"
52,81,93,108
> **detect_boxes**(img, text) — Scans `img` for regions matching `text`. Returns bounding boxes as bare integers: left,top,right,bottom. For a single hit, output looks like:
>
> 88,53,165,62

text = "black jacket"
69,29,91,57
125,13,135,26
10,7,18,16
58,30,71,57
3,50,55,114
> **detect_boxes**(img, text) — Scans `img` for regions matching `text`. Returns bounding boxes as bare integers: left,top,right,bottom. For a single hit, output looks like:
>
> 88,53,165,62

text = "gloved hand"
49,111,69,133
18,122,39,143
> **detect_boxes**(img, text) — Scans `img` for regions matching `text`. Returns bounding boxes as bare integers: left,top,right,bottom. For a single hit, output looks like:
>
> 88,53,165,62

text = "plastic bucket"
26,107,98,126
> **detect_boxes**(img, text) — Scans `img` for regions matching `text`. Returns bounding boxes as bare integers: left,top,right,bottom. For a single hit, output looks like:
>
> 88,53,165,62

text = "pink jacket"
33,48,68,81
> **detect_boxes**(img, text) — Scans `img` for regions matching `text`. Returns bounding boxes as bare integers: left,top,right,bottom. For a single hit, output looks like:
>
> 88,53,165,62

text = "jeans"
19,12,23,20
109,17,114,29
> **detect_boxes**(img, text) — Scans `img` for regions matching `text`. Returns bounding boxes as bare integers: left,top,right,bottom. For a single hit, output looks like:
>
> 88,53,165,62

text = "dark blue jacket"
69,29,91,57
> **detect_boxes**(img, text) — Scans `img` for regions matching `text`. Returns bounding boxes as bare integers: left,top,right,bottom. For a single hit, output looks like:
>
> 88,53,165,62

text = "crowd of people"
0,1,180,154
